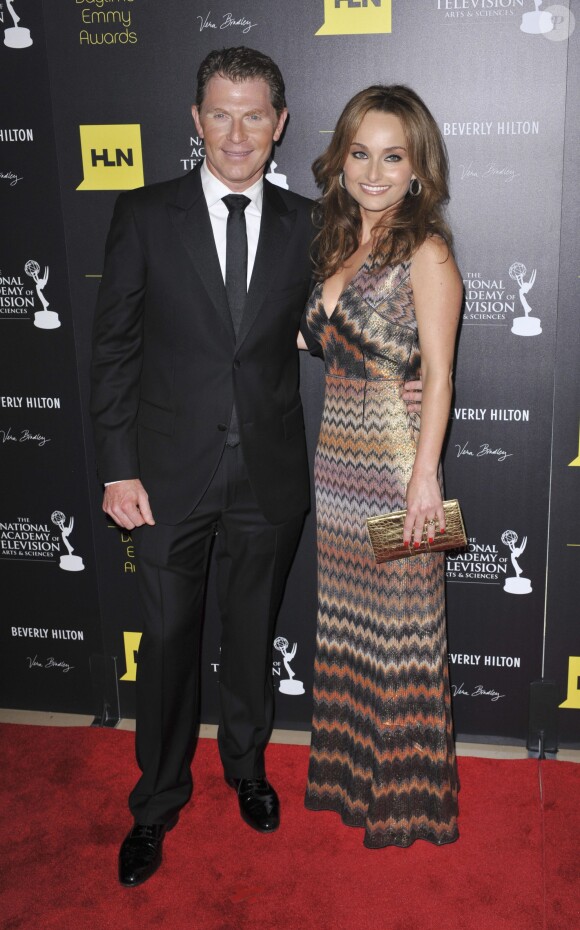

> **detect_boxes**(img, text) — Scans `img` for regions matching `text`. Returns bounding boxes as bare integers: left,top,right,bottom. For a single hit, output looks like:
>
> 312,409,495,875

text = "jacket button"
233,360,241,370
217,423,227,431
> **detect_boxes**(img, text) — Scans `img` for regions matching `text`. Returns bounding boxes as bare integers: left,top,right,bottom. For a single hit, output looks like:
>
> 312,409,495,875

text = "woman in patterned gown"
298,86,462,848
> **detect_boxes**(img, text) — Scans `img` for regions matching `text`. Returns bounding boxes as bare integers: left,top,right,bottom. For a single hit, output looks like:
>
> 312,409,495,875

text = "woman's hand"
403,472,445,549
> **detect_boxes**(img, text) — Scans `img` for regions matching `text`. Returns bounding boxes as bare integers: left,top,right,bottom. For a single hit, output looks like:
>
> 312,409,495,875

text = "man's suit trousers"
128,442,305,824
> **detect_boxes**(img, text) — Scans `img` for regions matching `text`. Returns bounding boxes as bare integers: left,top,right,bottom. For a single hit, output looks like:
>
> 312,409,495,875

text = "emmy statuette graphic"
274,637,305,695
501,530,532,594
3,0,33,48
265,160,289,190
24,260,61,330
520,1,554,33
509,262,542,336
51,511,85,572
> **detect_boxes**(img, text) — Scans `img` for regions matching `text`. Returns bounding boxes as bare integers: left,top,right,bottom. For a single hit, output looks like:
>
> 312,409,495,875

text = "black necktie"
221,194,250,447
222,194,250,335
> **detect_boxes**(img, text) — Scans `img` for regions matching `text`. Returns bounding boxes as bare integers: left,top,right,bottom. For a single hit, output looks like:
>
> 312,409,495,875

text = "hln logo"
119,631,142,681
77,124,144,190
569,424,580,466
92,148,134,168
559,656,580,709
316,0,391,35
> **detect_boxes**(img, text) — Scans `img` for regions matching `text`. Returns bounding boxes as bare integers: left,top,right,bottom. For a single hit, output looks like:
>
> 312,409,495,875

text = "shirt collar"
200,159,263,214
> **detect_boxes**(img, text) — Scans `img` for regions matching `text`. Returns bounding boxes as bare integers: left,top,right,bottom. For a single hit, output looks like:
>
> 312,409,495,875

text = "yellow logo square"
77,124,144,190
316,0,392,35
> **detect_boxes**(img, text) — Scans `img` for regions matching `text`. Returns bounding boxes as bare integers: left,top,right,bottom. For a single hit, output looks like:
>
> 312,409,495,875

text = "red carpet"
0,724,578,930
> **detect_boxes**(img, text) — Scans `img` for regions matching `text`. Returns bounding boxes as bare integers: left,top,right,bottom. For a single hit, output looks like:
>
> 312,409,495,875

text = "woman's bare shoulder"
413,234,453,268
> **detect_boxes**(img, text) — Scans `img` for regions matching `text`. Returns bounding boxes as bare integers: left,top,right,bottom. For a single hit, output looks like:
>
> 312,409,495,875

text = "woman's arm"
404,237,462,546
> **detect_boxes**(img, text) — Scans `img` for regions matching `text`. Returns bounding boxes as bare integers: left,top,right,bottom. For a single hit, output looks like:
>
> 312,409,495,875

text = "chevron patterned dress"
304,258,459,848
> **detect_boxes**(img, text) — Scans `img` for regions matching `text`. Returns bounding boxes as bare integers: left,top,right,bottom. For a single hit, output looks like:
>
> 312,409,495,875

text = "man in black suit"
91,47,315,888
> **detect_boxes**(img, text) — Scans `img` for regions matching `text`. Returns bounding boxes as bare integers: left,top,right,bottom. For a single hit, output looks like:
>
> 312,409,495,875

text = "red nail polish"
413,542,420,549
439,528,445,535
428,537,434,544
404,540,410,547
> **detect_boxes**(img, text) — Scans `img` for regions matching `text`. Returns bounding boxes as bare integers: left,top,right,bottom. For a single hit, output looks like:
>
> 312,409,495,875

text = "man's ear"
191,105,204,139
273,108,289,144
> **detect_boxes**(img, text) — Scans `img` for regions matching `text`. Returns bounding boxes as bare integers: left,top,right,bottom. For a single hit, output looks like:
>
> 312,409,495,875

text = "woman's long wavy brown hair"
312,85,452,279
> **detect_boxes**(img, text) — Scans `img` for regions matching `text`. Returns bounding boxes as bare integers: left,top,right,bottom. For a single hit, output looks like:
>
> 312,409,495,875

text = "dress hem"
304,798,459,849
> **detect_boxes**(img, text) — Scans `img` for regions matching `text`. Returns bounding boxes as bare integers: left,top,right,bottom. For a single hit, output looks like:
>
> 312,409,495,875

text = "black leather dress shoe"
118,817,177,887
225,777,280,833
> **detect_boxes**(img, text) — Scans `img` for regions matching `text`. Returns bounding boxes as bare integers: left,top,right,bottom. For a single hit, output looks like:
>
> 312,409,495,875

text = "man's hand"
401,377,423,413
103,479,155,530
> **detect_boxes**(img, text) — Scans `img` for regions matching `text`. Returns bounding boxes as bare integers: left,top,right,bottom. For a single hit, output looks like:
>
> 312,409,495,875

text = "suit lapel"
236,180,297,348
167,168,235,341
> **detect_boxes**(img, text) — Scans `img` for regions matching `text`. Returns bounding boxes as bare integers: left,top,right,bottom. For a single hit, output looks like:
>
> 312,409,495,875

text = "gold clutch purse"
366,499,467,563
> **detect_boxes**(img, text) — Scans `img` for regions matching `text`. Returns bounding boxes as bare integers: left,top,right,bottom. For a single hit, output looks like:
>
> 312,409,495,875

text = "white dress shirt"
200,159,263,288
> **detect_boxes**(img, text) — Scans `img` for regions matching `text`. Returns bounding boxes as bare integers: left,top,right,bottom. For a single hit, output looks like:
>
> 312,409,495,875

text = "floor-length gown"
303,257,459,848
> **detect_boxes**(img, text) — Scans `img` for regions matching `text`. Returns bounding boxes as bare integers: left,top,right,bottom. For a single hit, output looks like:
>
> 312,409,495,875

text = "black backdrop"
1,0,578,746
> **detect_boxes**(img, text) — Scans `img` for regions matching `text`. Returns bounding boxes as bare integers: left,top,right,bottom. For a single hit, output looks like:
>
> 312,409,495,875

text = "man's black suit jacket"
90,166,315,526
